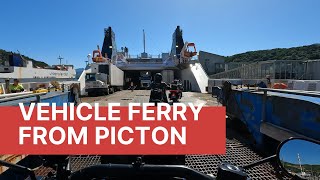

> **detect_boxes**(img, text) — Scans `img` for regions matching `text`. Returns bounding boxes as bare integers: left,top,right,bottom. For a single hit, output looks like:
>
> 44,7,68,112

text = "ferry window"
140,76,151,80
85,74,96,81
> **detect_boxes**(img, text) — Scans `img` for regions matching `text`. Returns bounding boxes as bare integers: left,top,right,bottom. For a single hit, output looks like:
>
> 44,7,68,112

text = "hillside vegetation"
225,44,320,62
0,49,49,68
282,161,320,174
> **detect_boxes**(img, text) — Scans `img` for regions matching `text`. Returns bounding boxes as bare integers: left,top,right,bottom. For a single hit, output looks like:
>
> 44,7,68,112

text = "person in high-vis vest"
9,79,25,93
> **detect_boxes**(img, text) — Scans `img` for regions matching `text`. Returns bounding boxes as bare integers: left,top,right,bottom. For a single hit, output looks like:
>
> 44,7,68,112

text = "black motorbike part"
40,155,69,168
0,160,37,180
216,162,248,180
70,164,214,180
169,92,178,102
171,84,178,90
149,87,168,104
101,155,185,165
150,88,163,99
275,137,320,179
172,98,178,102
39,155,70,180
143,155,185,165
242,154,276,169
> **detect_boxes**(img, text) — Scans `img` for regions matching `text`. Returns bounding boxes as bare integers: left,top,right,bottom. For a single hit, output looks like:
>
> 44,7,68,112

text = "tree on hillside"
225,44,320,62
0,49,49,68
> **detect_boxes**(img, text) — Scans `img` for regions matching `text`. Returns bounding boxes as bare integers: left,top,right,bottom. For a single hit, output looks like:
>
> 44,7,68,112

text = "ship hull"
0,66,76,80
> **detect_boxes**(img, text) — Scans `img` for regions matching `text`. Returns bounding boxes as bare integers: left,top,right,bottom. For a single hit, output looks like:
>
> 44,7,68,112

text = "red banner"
0,104,225,155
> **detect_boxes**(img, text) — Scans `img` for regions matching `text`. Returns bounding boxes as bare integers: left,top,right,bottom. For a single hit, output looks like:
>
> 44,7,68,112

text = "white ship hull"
0,66,76,79
0,58,76,83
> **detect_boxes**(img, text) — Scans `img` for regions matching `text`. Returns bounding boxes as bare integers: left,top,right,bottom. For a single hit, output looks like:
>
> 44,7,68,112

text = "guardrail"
0,92,47,103
258,88,320,98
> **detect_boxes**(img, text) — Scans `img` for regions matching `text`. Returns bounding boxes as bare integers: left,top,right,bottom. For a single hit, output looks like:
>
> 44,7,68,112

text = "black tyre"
88,92,94,97
109,87,114,94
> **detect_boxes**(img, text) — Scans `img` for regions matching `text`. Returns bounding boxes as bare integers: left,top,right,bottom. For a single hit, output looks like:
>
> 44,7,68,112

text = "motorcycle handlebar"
70,164,215,180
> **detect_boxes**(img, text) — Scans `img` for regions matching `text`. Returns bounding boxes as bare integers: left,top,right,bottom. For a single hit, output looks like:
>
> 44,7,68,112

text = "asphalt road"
81,90,220,106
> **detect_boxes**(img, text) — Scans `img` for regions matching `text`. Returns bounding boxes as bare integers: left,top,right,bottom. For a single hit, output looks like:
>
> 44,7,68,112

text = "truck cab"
85,61,124,96
140,71,152,89
85,72,109,96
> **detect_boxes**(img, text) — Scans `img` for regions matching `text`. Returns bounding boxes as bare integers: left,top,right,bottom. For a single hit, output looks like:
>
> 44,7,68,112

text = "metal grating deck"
186,138,289,180
31,123,290,179
32,139,289,180
68,155,101,172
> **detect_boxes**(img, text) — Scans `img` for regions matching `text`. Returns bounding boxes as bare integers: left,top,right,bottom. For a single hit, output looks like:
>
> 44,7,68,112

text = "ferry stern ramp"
178,60,209,93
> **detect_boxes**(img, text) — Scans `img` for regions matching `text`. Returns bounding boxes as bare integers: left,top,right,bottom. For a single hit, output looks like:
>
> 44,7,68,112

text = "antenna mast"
297,153,304,175
58,55,64,66
143,29,146,53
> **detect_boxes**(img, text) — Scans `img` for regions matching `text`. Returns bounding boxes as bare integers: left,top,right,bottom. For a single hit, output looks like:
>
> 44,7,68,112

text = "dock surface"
81,90,220,106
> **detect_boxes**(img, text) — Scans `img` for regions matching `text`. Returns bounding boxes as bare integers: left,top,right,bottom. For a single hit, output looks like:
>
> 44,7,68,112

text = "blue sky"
280,140,320,165
0,0,319,68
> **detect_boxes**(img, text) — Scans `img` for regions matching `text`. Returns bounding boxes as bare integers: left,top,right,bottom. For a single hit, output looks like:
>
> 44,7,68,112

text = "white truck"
85,62,124,96
140,71,152,89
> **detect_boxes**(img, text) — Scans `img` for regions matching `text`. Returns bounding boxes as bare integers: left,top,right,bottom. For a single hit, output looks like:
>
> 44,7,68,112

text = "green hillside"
0,49,49,68
282,161,320,174
225,44,320,62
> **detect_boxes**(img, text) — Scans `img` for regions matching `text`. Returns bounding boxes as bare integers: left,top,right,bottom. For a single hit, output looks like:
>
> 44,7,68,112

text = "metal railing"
127,54,162,59
0,92,47,103
127,61,164,64
210,62,262,79
210,60,309,80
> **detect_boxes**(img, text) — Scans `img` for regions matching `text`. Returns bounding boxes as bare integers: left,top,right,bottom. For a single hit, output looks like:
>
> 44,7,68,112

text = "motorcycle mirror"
277,138,320,179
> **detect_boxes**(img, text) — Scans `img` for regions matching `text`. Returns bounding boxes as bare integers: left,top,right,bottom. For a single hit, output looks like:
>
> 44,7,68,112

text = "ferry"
0,53,76,83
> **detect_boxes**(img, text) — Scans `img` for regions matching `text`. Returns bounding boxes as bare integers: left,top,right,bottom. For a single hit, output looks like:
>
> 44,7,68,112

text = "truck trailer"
85,62,124,96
